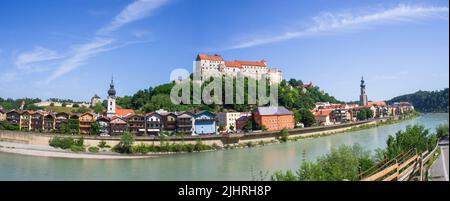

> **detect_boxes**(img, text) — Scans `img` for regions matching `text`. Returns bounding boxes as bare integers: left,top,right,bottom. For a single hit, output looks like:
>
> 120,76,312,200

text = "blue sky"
0,0,448,102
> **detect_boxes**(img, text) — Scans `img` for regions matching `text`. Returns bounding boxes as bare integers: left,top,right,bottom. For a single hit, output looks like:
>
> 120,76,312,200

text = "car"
100,133,110,137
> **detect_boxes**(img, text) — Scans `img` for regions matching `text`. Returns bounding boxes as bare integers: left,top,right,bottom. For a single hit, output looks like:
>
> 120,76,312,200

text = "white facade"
195,54,283,84
217,112,251,132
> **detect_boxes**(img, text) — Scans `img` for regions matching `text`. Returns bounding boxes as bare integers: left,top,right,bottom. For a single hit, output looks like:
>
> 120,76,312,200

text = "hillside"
387,88,449,113
116,78,341,113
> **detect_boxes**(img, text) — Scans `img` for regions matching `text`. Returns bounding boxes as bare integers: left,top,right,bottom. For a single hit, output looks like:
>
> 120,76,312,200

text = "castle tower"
107,77,116,117
359,76,368,106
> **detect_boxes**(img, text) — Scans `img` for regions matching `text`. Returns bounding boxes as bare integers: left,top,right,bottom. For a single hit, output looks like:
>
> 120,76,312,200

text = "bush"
88,146,99,153
49,137,75,149
0,121,20,131
385,125,437,159
271,144,374,181
279,128,289,142
436,124,449,139
70,145,85,152
98,140,110,148
113,131,135,154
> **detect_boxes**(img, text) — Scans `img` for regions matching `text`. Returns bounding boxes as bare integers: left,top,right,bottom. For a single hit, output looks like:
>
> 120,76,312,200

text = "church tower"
359,76,368,106
107,77,116,117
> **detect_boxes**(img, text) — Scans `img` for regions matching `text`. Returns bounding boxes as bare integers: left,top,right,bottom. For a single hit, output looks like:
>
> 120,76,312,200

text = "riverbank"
0,141,158,159
0,115,418,159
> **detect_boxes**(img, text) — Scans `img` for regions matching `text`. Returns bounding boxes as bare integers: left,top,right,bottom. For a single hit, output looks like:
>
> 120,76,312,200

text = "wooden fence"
360,144,440,181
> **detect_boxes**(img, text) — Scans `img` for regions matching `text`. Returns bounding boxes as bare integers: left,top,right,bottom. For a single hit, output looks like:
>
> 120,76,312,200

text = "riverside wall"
0,119,382,147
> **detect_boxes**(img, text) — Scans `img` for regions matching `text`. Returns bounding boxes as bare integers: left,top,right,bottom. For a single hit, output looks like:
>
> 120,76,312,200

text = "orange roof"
224,61,242,68
116,106,135,117
368,101,387,107
233,60,266,67
314,109,333,117
197,54,224,61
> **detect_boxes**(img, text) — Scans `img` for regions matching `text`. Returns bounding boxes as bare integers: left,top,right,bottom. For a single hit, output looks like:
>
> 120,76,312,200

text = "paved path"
429,137,449,181
0,141,157,159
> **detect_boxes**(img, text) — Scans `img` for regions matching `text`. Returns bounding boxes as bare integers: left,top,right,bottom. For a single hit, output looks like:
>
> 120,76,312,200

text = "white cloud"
14,46,63,69
225,4,449,50
46,0,169,83
97,0,169,35
0,72,19,82
46,38,114,83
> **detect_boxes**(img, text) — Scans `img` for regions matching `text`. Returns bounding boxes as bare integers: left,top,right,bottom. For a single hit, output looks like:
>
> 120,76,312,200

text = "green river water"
0,113,448,180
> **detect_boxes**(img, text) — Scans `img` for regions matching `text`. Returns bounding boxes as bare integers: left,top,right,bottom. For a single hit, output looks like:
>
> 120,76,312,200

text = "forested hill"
1,78,341,113
387,88,449,113
116,78,341,113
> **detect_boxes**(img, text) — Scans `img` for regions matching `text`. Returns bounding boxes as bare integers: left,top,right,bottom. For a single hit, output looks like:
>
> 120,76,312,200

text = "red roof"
116,106,135,117
313,109,333,117
233,60,266,67
197,54,224,61
224,61,242,68
368,101,387,107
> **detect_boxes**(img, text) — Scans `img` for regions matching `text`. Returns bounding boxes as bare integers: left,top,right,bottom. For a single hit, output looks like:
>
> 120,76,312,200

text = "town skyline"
0,0,448,102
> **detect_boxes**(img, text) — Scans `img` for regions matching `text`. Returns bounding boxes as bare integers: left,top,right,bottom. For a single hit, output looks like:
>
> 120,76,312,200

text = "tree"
244,120,253,132
68,119,80,134
357,109,367,121
384,125,437,159
279,128,289,142
357,108,374,121
229,125,235,131
91,122,101,135
75,106,89,114
388,88,449,113
436,124,449,139
218,125,225,132
115,131,135,154
296,108,315,127
73,103,80,108
271,144,373,181
92,103,105,114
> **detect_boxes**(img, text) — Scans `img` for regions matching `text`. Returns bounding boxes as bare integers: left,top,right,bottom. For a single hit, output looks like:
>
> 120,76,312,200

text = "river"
0,113,448,180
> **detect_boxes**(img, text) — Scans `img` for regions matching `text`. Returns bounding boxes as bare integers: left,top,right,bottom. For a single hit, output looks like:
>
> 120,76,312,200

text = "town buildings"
194,111,217,135
253,106,295,131
217,112,251,132
145,112,163,135
312,78,415,125
79,113,96,134
90,94,102,106
176,112,195,135
195,54,283,84
0,109,6,121
110,117,127,135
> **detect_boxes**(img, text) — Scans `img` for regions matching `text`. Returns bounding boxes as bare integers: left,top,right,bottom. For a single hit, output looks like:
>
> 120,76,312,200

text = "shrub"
49,137,75,149
279,128,289,142
246,142,254,148
88,146,99,153
113,131,135,154
436,124,449,139
271,144,374,181
70,145,85,152
98,140,110,148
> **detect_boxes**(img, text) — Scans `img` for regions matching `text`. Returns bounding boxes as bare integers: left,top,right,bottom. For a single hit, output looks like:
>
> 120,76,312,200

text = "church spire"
359,76,368,106
108,76,116,97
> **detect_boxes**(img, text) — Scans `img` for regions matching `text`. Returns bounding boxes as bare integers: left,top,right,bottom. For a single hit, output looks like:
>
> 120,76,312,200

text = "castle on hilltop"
194,54,283,84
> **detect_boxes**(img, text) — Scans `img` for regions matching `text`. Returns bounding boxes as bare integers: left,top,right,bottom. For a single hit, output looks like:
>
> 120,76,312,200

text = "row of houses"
311,101,415,125
0,106,296,136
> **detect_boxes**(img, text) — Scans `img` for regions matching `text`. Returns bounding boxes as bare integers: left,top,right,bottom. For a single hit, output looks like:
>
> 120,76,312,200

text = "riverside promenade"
0,119,383,148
